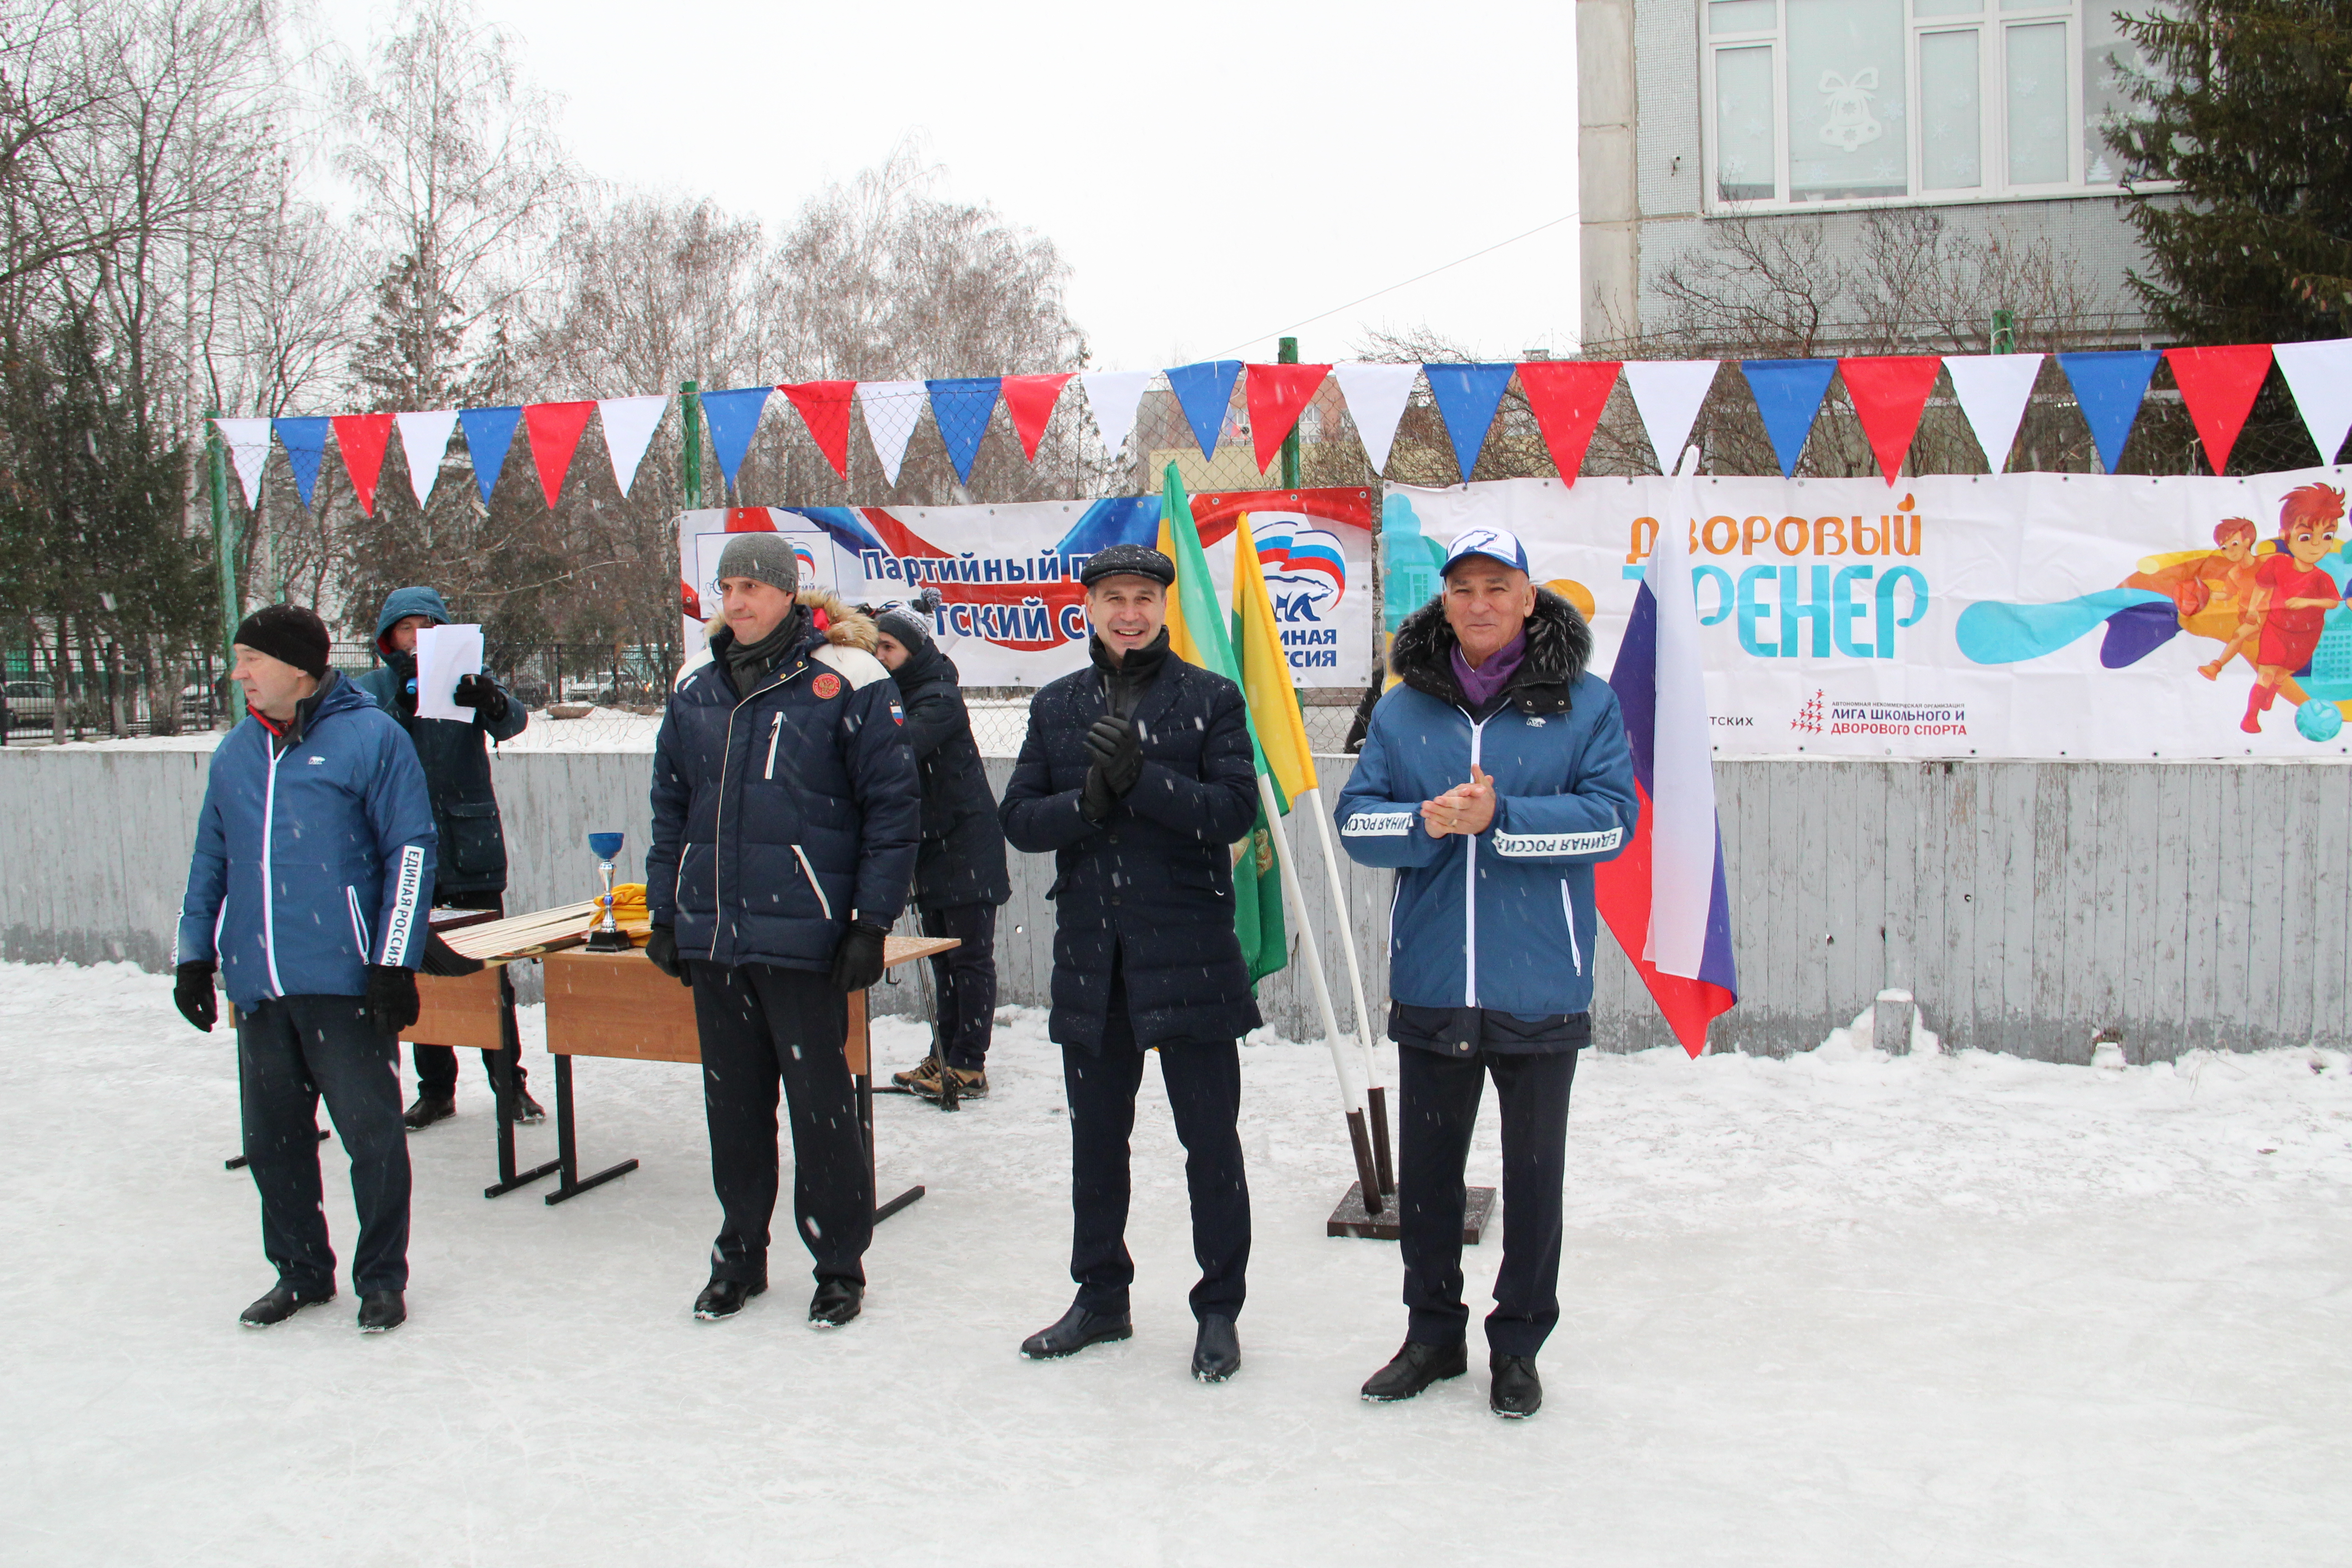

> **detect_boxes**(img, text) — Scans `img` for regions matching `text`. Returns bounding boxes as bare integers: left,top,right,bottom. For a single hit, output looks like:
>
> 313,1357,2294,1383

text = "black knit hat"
233,604,331,678
1078,543,1176,588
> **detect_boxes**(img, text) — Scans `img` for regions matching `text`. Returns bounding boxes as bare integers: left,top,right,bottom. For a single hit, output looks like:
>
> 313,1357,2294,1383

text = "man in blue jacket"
173,605,437,1334
644,534,920,1331
1335,528,1638,1419
352,585,535,1129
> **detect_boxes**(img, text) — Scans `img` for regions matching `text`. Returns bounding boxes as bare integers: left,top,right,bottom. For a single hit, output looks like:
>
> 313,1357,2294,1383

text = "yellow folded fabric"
583,882,649,936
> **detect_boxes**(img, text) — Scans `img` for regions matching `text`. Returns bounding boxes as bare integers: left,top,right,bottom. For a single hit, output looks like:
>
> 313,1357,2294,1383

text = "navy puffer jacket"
647,595,921,972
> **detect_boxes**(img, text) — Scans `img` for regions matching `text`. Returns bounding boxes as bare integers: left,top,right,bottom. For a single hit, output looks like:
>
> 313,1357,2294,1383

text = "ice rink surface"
3,960,2348,1567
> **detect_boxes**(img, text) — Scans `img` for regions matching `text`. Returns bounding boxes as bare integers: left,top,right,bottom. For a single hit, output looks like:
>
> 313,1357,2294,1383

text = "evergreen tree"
2111,0,2352,343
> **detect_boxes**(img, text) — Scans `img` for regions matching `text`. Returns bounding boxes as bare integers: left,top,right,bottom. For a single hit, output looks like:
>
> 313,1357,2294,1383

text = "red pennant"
329,414,395,517
1244,363,1331,472
522,401,595,507
1000,373,1073,461
1515,362,1620,484
1838,356,1943,485
2165,344,2274,474
779,381,857,479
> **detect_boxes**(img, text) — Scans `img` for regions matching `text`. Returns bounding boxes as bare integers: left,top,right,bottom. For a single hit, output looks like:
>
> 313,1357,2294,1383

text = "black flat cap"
1078,543,1176,588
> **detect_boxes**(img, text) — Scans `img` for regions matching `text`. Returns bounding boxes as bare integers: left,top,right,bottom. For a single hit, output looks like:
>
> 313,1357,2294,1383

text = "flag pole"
1297,784,1392,1195
1258,772,1384,1215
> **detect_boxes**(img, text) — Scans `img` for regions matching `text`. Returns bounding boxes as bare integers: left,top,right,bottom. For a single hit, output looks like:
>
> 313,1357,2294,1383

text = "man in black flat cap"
1000,542,1262,1383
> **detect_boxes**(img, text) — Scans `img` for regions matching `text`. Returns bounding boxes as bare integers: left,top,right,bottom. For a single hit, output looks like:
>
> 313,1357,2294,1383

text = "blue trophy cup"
584,832,632,952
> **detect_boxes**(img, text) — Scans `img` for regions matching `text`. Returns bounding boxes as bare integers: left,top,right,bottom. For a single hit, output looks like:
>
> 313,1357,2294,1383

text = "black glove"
451,674,509,723
421,931,485,977
173,961,217,1033
828,921,889,993
364,965,420,1037
645,924,692,987
1084,715,1144,796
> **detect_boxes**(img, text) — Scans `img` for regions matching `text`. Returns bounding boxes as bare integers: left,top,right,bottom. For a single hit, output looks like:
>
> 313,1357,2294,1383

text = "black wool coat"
1000,648,1263,1052
891,641,1010,910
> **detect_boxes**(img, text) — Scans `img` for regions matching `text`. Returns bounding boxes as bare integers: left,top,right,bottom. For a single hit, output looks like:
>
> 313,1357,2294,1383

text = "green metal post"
1279,337,1302,489
1991,309,2016,355
206,409,243,721
681,380,704,508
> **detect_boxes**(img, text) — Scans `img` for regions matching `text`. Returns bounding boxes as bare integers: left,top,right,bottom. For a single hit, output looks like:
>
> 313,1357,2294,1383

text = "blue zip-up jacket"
177,671,438,1008
647,596,921,971
1335,591,1639,1018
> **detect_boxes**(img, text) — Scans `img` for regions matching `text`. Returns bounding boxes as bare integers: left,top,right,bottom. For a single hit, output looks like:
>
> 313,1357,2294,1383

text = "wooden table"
539,936,958,1214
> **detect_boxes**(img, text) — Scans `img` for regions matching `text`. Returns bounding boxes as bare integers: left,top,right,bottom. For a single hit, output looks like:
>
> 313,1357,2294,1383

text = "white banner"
1388,468,2352,759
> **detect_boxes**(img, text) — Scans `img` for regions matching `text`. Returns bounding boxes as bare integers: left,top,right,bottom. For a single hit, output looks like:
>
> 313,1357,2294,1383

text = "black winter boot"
1489,1352,1542,1418
693,1278,765,1321
1020,1303,1132,1359
1191,1315,1240,1382
808,1279,863,1328
512,1088,545,1125
357,1290,406,1333
239,1280,334,1328
1361,1339,1469,1402
403,1093,456,1131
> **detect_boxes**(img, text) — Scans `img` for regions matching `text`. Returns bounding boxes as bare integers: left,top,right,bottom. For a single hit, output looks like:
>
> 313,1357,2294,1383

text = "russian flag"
1597,448,1739,1057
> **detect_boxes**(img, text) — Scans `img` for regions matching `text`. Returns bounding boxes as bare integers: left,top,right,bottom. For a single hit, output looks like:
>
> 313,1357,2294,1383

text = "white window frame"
1699,0,2151,214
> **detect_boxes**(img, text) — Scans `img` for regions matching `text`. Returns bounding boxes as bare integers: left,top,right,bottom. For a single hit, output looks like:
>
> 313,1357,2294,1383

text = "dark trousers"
1062,966,1250,1322
691,961,873,1287
1397,1044,1577,1359
412,890,528,1098
238,994,412,1295
918,901,998,1069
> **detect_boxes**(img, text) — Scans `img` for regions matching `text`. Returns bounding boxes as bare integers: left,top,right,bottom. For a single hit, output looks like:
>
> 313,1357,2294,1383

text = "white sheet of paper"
412,623,484,722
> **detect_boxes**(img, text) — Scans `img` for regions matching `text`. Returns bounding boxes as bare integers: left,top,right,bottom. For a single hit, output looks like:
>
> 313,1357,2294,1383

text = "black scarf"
724,607,808,694
1090,628,1169,720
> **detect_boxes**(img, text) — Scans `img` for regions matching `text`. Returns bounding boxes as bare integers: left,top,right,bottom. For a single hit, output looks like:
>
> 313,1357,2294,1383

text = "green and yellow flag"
1155,465,1287,985
1228,509,1319,811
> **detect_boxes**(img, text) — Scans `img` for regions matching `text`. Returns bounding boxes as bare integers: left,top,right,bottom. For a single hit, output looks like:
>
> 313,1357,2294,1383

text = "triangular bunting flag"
1330,362,1418,475
1516,360,1620,483
1838,355,1942,485
1423,363,1515,482
1000,373,1073,461
1740,359,1838,478
1943,354,2043,472
2165,343,2273,474
2057,350,2161,473
702,385,776,492
856,381,925,486
1621,361,1720,472
598,394,668,497
2272,338,2352,464
329,413,395,517
1244,362,1330,472
778,381,856,480
523,400,596,508
1166,360,1244,461
212,418,272,510
927,377,1002,485
394,410,459,507
271,416,331,509
456,407,522,505
1078,370,1152,459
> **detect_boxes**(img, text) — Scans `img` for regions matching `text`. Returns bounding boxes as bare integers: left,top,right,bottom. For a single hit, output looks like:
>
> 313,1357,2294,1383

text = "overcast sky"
313,0,1582,375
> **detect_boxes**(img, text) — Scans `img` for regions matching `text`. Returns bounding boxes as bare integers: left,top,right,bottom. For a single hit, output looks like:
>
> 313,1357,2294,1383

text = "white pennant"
1943,354,2045,472
598,395,668,497
2272,338,2352,466
1079,370,1152,459
212,417,273,509
1331,362,1419,475
1621,361,1720,472
393,410,460,507
856,381,925,485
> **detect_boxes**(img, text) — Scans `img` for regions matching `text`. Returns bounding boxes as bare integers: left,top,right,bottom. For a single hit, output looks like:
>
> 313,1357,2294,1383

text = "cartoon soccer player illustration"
2155,518,2266,678
2239,483,2347,734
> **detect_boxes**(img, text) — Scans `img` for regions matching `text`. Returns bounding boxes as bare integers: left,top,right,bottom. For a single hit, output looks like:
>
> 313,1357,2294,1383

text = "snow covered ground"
4,960,2348,1566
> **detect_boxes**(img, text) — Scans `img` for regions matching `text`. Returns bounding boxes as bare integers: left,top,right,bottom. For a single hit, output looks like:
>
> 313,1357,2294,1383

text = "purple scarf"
1451,630,1526,707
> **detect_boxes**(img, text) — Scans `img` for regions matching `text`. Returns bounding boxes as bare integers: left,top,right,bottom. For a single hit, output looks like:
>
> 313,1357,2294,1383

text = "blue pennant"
2057,350,2162,473
1423,363,1516,482
701,386,774,492
270,417,331,508
1740,359,1837,477
927,377,1002,485
456,407,521,505
1165,361,1243,461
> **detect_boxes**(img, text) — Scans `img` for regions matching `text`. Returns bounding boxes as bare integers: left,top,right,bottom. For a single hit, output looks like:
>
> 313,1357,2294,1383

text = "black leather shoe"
239,1280,334,1328
1191,1314,1240,1382
357,1290,406,1333
808,1279,863,1328
1489,1352,1542,1418
402,1094,456,1131
1361,1339,1469,1402
693,1278,765,1321
1020,1303,1133,1359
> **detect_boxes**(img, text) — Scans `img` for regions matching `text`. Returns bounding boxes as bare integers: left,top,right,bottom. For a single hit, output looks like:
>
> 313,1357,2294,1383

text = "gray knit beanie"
715,532,799,596
873,603,933,652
